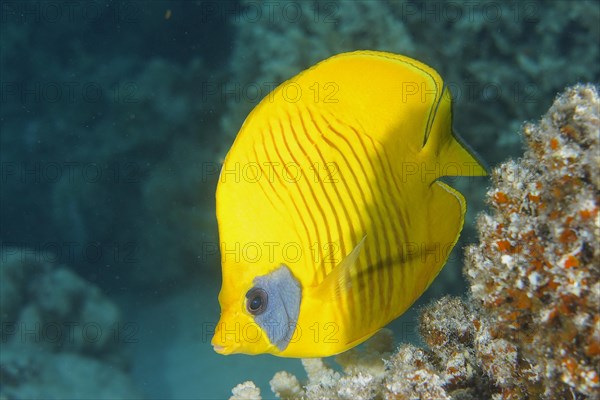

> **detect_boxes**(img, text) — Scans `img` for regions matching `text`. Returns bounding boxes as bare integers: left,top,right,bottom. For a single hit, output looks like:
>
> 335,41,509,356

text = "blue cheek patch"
251,265,301,351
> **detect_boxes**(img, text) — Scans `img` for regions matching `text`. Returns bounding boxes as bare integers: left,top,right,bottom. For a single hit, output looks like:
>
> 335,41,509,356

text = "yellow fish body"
212,51,486,357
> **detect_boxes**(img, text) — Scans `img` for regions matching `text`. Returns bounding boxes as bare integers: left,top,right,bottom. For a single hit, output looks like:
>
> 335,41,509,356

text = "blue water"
1,0,598,398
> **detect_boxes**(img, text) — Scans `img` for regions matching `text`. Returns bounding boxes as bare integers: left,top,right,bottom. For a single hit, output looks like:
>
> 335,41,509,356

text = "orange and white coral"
466,83,599,398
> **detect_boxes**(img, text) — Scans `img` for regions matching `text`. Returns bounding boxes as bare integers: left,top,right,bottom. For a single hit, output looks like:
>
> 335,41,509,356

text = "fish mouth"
211,311,245,355
212,341,237,355
211,330,236,355
212,344,226,354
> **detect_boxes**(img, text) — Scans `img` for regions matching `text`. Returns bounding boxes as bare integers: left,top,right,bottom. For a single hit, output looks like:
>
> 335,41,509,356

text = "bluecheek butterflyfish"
212,51,487,357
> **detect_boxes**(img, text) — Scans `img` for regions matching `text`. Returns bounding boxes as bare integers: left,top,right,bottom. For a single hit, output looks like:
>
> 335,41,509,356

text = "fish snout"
211,313,243,355
211,341,232,355
211,308,275,355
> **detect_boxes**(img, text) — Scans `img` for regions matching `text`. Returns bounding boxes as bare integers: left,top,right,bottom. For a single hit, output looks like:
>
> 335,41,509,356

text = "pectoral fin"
316,236,366,299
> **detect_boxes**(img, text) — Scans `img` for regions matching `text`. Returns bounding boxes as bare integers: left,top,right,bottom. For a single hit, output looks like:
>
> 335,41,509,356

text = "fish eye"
246,287,268,315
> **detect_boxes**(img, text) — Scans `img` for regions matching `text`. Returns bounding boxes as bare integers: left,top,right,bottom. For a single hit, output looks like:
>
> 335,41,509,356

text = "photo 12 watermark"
1,321,139,345
1,161,142,184
0,241,139,265
198,1,339,24
1,81,140,105
201,239,462,266
1,1,142,24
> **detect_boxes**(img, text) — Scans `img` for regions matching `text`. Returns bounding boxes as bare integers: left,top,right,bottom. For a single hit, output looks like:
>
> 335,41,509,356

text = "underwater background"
1,0,598,398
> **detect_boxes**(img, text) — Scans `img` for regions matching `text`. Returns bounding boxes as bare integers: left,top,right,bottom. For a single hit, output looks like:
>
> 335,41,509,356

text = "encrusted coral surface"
227,85,599,399
465,84,599,397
